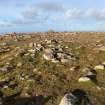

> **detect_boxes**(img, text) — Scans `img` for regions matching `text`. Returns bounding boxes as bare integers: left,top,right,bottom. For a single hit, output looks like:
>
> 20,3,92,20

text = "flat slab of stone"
94,65,104,70
78,77,91,82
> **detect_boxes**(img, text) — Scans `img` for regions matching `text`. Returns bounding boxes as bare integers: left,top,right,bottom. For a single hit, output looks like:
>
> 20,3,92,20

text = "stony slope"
0,32,105,105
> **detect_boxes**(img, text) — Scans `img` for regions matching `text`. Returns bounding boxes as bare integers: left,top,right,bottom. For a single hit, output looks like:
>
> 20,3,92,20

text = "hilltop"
0,32,105,105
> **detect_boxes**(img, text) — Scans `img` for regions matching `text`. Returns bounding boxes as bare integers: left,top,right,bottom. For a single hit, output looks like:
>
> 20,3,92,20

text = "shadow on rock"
0,92,51,105
14,95,44,105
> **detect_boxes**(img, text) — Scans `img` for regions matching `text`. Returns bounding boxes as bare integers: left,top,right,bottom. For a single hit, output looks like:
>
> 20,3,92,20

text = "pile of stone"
43,40,77,63
43,48,76,63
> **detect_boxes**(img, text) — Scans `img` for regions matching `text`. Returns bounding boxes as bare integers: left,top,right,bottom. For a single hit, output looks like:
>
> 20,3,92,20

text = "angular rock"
82,67,97,79
17,62,22,67
43,49,54,60
59,93,78,105
61,58,69,63
51,59,59,63
36,44,43,51
29,43,34,48
78,77,91,82
94,65,104,70
98,46,105,51
43,54,54,61
70,66,80,71
28,49,36,53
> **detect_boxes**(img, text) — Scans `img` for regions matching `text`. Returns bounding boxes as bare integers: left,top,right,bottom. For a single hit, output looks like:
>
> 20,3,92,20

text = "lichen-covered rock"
59,93,78,105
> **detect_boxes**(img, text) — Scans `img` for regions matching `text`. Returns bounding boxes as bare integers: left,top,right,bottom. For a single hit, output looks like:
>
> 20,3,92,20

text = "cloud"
0,2,65,28
22,2,65,19
65,8,83,19
22,7,39,19
12,15,48,26
65,8,105,21
12,2,65,26
36,2,65,12
86,9,105,20
2,1,105,29
0,21,13,27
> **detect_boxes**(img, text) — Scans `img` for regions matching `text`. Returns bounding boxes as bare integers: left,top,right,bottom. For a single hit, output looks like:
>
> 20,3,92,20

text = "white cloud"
12,2,65,26
2,2,105,28
85,9,105,20
85,9,98,17
97,9,105,20
65,8,83,19
65,8,105,21
36,2,65,12
0,21,13,27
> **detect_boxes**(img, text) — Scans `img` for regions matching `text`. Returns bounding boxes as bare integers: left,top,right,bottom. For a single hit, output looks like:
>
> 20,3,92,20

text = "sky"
0,0,105,33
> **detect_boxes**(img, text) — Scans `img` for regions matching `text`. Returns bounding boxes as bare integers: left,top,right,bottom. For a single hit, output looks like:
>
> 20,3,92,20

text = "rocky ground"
0,32,105,105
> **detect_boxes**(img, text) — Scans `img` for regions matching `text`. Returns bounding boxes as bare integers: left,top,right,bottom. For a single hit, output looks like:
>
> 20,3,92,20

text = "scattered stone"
61,58,69,63
43,49,54,60
24,53,30,56
94,65,104,70
78,77,91,82
33,68,38,72
28,49,36,53
3,85,8,89
29,43,34,48
19,76,25,81
98,46,105,51
102,62,105,66
17,62,22,67
96,86,101,91
46,39,52,44
70,66,80,71
0,65,13,72
0,47,11,53
36,44,43,51
57,53,64,58
24,93,31,97
51,59,59,63
0,42,7,46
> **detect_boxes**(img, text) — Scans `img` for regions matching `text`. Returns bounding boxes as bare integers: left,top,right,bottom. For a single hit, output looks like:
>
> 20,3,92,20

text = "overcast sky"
0,0,105,33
